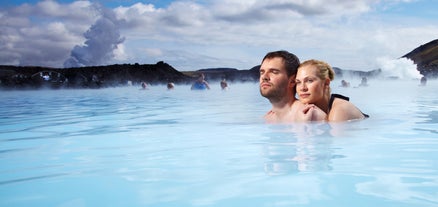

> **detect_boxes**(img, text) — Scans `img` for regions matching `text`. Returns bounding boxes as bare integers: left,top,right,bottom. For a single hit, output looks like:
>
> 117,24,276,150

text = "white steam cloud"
63,6,125,68
377,57,422,79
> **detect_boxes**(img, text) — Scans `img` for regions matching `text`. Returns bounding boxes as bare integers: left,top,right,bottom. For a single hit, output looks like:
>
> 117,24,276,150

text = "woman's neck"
316,93,331,113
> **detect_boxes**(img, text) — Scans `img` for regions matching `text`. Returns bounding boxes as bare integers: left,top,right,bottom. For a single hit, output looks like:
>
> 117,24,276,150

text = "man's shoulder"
263,110,277,123
290,100,305,110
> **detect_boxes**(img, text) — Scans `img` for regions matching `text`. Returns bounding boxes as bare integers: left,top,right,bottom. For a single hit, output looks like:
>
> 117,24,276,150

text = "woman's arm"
301,104,327,121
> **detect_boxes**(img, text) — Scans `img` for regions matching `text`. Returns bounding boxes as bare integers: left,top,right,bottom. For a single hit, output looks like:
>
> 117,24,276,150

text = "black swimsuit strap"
328,94,349,111
329,93,369,118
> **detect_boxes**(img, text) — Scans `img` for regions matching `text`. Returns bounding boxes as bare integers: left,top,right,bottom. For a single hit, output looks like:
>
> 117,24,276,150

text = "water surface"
0,80,437,206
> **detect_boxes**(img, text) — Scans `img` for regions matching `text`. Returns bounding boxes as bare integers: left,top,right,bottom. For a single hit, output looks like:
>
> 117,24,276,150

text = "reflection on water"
261,124,345,175
411,85,438,135
356,173,438,205
414,100,438,124
0,81,438,206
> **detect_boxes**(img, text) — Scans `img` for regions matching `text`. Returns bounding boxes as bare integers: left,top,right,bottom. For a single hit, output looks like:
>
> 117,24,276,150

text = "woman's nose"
298,83,307,91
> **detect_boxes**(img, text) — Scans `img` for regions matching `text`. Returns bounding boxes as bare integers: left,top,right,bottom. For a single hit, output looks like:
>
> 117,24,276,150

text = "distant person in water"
41,72,50,81
340,79,350,87
420,76,427,86
191,73,210,90
358,77,368,87
140,82,148,90
220,78,228,90
259,50,326,123
295,59,369,122
167,82,175,90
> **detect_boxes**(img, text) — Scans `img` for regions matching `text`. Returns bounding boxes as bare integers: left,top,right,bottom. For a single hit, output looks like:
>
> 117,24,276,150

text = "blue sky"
1,0,437,73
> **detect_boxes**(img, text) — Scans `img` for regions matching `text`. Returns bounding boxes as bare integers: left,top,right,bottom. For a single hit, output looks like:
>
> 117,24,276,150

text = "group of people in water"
259,50,369,123
340,77,368,88
137,50,433,124
140,49,373,123
140,73,228,91
140,81,175,90
190,73,229,90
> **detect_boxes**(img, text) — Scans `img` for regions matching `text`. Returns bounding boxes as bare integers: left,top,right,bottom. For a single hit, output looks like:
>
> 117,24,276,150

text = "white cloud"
112,0,438,70
143,48,163,57
0,0,96,67
113,43,128,61
36,0,64,16
0,0,437,71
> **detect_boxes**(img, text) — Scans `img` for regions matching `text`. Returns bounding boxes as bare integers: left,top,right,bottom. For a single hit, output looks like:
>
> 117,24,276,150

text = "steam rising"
64,6,125,68
377,57,422,79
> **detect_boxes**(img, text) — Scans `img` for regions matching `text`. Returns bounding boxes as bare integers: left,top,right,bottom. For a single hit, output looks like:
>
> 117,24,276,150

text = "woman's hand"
302,104,327,121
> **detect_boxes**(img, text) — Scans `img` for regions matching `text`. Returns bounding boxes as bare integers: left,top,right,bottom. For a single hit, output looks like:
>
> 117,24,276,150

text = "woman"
295,59,368,122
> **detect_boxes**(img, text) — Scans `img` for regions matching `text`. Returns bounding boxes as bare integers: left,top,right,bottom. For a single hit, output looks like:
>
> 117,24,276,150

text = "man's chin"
260,91,274,99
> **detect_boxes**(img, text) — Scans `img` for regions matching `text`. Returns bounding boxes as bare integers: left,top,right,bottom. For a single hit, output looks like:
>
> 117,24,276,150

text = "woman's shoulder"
333,97,355,109
329,98,365,121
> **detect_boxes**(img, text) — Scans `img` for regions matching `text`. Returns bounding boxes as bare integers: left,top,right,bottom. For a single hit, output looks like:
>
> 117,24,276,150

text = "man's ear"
289,75,296,84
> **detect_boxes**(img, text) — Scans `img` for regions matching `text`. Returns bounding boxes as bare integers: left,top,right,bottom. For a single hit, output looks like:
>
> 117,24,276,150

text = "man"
259,50,326,123
191,73,210,90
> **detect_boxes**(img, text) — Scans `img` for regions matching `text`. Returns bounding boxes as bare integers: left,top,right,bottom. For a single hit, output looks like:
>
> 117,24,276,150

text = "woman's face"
295,64,327,104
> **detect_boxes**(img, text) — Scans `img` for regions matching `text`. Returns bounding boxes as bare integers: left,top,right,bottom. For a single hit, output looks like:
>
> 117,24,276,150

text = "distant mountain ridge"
403,39,438,77
1,39,437,89
0,62,193,89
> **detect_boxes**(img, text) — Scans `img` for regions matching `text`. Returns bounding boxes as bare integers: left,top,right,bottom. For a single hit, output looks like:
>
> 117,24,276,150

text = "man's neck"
270,96,295,111
264,87,297,123
266,96,296,122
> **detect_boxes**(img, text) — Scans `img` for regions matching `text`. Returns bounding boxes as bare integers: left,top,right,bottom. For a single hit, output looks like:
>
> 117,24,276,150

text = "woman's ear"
324,78,331,91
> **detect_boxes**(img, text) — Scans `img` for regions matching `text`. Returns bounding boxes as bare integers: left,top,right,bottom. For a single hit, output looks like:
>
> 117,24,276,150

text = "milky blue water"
0,79,437,207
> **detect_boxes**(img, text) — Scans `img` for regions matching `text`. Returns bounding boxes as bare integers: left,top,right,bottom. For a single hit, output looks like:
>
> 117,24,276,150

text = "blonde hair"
300,59,335,81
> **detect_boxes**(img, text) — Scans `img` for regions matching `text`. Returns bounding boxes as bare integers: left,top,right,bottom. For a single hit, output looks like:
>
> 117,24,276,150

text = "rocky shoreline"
1,38,437,90
0,61,414,90
2,52,437,90
0,61,261,90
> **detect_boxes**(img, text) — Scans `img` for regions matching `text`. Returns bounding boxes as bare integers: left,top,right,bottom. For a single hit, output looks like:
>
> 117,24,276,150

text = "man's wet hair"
261,50,300,77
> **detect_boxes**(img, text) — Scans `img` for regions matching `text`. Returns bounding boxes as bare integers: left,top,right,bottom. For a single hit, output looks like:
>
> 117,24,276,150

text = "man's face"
259,57,292,100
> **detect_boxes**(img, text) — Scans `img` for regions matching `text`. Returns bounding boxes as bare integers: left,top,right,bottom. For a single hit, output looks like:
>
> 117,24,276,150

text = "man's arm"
203,81,210,89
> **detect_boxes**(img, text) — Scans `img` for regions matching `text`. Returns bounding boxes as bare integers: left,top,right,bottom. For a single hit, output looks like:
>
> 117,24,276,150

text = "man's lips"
260,83,271,88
